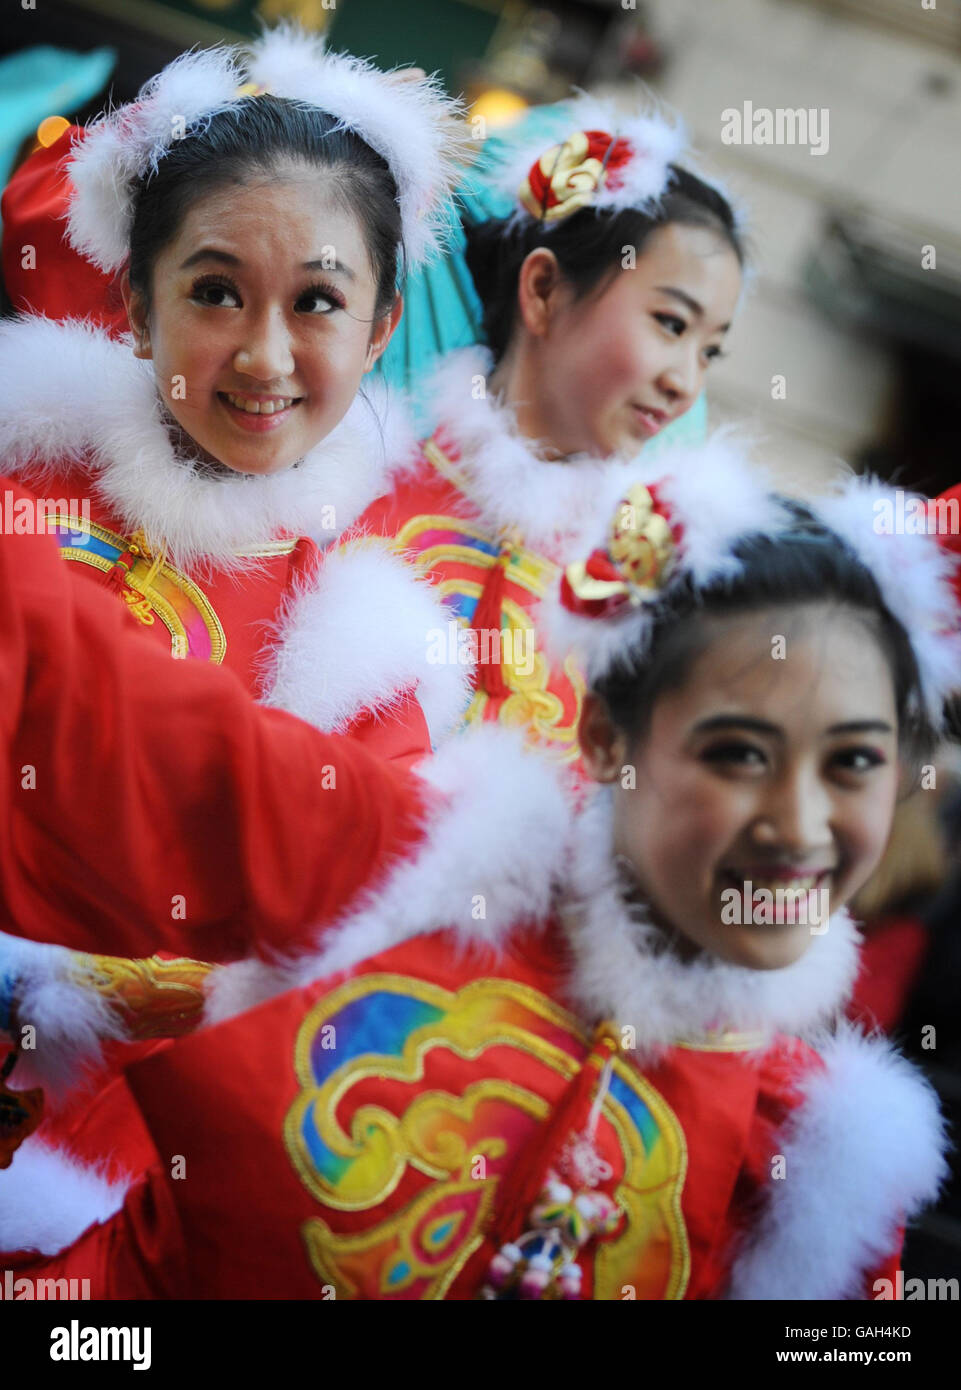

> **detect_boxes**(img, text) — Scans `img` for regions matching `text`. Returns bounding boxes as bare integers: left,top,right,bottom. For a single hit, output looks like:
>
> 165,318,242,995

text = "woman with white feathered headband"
0,24,483,1214
4,439,957,1299
0,26,474,734
350,92,746,768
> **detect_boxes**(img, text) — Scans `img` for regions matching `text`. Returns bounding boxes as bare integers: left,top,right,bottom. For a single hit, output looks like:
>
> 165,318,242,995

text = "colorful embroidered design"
395,511,584,760
46,513,226,662
284,973,689,1300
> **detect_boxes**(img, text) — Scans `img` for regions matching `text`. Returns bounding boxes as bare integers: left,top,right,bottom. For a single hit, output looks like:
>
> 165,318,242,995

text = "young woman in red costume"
0,27,476,1186
4,440,955,1299
0,28,470,760
354,96,745,767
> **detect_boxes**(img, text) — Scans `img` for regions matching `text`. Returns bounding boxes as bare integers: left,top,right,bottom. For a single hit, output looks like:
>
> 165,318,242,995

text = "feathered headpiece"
811,477,961,723
495,91,687,225
551,436,961,725
66,24,468,272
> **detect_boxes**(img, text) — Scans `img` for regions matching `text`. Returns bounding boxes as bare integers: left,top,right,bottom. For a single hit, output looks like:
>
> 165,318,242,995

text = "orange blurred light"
37,115,70,148
470,89,529,131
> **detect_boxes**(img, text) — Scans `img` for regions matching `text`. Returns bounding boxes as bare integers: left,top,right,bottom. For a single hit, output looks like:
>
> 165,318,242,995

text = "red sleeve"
0,481,429,961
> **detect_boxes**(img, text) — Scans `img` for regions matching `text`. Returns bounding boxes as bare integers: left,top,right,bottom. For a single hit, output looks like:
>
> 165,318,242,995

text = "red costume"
0,790,943,1299
0,308,466,1178
0,484,429,960
355,349,703,772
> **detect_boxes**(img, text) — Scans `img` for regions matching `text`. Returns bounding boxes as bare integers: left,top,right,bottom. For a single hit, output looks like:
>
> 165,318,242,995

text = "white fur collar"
0,1137,132,1256
423,347,645,552
560,791,861,1054
725,1023,947,1299
10,761,859,1067
0,316,415,569
204,726,572,1025
260,541,470,742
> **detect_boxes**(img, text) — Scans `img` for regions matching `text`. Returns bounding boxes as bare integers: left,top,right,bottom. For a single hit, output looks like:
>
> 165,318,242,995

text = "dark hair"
592,504,935,769
463,164,746,363
128,95,402,320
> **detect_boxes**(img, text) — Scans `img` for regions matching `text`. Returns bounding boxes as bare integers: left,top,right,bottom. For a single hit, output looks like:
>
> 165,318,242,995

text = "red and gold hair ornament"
561,482,682,619
518,129,635,223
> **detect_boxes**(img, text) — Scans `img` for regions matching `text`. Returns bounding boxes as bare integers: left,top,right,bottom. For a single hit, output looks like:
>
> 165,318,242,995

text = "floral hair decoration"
501,93,688,226
561,482,682,618
553,435,961,723
518,130,636,222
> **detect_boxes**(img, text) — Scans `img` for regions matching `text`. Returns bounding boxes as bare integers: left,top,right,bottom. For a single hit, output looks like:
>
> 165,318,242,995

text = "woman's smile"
218,391,305,432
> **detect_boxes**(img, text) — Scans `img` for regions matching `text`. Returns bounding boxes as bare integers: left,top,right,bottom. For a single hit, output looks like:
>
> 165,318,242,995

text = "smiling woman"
4,438,957,1301
125,154,402,476
119,92,414,477
347,93,745,772
0,24,477,1224
570,479,944,972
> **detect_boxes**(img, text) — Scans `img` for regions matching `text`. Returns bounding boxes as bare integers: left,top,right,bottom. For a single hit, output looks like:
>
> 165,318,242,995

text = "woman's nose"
750,771,833,857
658,345,700,404
233,314,295,381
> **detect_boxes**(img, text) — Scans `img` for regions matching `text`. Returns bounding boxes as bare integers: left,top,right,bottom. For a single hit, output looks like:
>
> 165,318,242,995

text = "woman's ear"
578,691,631,784
364,295,404,372
516,248,564,339
121,271,152,360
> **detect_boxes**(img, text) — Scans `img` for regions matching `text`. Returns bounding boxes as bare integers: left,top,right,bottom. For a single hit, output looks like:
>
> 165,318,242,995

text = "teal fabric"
0,46,115,221
374,101,708,446
374,104,569,406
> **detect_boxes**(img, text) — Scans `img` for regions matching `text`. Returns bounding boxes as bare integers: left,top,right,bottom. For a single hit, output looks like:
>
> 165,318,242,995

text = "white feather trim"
425,348,648,551
0,1138,131,1255
66,47,243,272
245,25,468,267
0,934,125,1091
0,316,395,569
493,91,687,221
561,791,861,1053
262,540,470,742
542,440,961,713
67,25,466,273
812,475,961,722
725,1024,948,1299
203,725,573,1024
654,432,780,587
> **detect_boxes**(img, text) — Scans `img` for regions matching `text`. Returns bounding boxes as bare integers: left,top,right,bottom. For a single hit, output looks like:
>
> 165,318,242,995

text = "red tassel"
105,548,137,595
486,1030,618,1247
458,1026,619,1296
471,544,510,699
